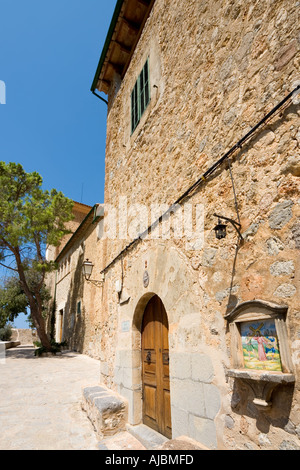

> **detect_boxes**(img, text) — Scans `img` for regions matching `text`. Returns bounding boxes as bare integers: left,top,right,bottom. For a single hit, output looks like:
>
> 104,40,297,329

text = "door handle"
146,351,151,363
163,352,169,364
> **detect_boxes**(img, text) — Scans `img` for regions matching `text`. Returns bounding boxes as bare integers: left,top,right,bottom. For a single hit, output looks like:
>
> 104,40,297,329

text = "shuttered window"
131,58,150,134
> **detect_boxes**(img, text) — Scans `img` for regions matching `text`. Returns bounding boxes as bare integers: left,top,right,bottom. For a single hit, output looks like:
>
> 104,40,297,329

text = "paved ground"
0,345,145,450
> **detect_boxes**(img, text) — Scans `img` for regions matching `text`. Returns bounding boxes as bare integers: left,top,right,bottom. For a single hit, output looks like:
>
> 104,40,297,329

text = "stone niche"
225,300,295,410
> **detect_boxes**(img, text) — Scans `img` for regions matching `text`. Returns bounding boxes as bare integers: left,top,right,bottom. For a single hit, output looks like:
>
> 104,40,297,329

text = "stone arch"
132,292,156,343
131,292,171,427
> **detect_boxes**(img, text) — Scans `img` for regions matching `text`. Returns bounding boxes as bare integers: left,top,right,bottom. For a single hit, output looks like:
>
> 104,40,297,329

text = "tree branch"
0,262,18,272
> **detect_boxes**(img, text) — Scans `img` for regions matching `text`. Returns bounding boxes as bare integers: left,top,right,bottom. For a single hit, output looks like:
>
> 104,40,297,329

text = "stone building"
46,202,104,358
87,0,300,450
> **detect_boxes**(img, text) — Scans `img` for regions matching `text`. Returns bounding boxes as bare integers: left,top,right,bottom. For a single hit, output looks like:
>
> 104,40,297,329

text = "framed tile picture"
225,300,295,409
225,299,294,374
240,319,282,371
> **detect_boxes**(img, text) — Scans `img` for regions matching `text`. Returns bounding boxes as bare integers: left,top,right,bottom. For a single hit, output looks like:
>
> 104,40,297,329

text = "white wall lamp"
82,258,104,286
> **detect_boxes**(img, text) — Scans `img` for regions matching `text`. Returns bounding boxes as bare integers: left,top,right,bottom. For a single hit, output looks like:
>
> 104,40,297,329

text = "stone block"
188,415,218,450
270,260,294,276
191,353,214,384
2,341,21,350
291,223,300,249
202,383,221,420
115,349,135,368
113,366,123,386
100,361,109,376
170,352,192,380
274,40,298,71
268,200,293,229
281,156,300,177
171,406,189,438
82,385,107,401
81,385,128,439
171,378,206,417
118,385,142,425
202,248,217,267
121,366,142,390
266,237,284,255
274,283,296,298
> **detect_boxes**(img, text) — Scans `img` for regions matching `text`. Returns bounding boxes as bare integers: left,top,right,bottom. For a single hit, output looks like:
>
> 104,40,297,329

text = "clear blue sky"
0,0,117,328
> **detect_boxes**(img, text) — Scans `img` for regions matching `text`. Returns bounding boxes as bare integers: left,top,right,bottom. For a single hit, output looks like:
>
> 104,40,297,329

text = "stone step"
126,423,209,450
126,423,168,449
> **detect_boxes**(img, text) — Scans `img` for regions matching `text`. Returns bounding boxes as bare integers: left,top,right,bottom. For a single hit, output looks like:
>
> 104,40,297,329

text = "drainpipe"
92,90,108,105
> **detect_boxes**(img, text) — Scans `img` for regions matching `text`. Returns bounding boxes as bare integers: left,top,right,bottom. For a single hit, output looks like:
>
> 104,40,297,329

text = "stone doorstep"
81,385,128,440
126,423,168,450
126,424,209,450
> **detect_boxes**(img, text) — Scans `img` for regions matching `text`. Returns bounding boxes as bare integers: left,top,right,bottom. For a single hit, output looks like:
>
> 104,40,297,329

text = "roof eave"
55,204,104,263
91,0,124,93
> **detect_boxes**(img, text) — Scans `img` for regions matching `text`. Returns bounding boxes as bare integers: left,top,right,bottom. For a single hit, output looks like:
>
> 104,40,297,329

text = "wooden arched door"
141,295,171,438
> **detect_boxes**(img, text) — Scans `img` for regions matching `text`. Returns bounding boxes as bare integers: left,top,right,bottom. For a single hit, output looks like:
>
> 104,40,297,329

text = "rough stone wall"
10,329,37,345
53,221,103,360
99,0,300,450
45,203,93,325
104,0,299,244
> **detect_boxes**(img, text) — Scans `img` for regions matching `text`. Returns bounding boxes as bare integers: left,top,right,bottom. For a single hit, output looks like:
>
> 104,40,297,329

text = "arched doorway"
141,294,172,438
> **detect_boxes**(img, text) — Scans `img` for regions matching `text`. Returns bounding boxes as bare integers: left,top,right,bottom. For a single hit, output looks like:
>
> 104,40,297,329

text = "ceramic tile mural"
241,319,282,371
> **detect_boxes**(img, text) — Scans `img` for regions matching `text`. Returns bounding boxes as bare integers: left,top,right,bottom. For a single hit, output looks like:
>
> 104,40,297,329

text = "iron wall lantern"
82,258,104,286
213,213,243,241
214,219,227,239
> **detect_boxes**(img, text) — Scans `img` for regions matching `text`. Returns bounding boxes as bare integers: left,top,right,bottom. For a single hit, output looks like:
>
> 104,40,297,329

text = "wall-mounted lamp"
82,258,104,286
213,218,227,239
213,213,243,241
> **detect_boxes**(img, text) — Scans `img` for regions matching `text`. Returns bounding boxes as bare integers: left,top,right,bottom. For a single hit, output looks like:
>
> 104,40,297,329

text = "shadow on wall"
230,378,294,434
62,252,86,353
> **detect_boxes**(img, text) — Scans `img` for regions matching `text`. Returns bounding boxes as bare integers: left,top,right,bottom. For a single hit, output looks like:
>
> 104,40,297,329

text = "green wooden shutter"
131,58,150,134
131,81,139,133
140,58,150,117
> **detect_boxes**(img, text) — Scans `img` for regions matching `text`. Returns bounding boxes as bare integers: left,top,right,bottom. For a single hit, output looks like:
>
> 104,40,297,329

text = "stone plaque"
143,270,149,287
121,320,130,332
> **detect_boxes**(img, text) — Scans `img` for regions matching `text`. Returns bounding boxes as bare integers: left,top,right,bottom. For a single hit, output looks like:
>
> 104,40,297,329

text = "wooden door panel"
144,385,157,420
164,390,172,438
143,374,156,387
142,295,171,438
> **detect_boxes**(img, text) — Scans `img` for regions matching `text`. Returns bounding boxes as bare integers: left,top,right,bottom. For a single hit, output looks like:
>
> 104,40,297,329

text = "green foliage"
0,161,74,349
0,324,12,341
0,161,74,254
0,272,51,329
0,277,28,328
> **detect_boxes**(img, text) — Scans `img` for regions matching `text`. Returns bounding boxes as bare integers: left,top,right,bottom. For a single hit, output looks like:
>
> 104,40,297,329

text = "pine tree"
0,161,73,351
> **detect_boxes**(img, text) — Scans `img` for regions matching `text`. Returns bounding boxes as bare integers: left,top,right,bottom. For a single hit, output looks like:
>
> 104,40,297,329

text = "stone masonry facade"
48,0,300,450
46,203,105,359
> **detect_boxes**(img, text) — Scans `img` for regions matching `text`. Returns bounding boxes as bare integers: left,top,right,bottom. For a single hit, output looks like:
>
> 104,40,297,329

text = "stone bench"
1,341,21,350
81,385,128,439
